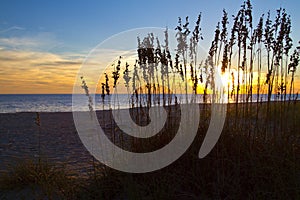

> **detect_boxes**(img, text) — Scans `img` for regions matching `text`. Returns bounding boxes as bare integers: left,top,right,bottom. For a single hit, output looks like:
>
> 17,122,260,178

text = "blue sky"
0,0,299,93
1,0,299,52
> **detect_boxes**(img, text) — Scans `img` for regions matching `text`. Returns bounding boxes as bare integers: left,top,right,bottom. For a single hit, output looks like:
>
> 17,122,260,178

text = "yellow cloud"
0,49,83,94
0,47,135,94
1,46,300,95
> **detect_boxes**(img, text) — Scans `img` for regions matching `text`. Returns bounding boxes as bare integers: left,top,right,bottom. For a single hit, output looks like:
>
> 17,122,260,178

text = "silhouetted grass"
1,0,300,199
0,158,81,199
0,102,299,199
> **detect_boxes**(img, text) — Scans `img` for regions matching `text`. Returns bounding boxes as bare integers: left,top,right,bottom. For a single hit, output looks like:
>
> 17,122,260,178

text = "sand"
0,111,96,176
0,101,298,176
0,106,181,176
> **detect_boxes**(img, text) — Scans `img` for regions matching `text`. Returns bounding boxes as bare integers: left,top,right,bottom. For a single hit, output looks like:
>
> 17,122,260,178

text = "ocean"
0,93,298,113
0,94,140,113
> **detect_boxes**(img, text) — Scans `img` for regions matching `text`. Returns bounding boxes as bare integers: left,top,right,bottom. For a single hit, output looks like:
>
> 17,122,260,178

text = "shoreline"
0,99,298,114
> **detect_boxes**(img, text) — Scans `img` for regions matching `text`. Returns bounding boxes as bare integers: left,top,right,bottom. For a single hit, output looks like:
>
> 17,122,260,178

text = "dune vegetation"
1,0,300,199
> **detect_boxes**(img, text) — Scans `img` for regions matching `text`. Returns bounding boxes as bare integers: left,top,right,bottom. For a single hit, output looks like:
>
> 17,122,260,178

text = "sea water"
0,93,297,113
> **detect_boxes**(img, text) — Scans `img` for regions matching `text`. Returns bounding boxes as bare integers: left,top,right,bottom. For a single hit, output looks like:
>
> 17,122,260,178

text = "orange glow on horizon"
1,49,300,95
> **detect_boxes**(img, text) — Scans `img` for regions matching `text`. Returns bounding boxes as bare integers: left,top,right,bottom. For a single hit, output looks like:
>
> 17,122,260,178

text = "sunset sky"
0,0,299,94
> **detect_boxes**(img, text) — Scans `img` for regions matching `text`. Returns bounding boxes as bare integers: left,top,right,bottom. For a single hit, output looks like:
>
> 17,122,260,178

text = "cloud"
0,27,137,93
0,37,39,48
0,47,131,94
0,26,25,33
0,32,63,52
0,48,85,93
1,45,300,94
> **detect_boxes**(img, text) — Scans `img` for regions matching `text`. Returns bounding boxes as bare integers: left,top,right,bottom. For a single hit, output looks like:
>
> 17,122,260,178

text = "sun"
215,67,233,95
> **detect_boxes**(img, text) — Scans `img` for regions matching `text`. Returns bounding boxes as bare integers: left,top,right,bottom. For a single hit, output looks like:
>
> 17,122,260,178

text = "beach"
0,102,299,199
0,112,97,176
1,101,299,175
0,105,182,176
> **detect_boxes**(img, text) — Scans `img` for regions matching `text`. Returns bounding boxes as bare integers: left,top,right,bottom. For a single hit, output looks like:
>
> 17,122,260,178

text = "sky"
0,0,299,94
